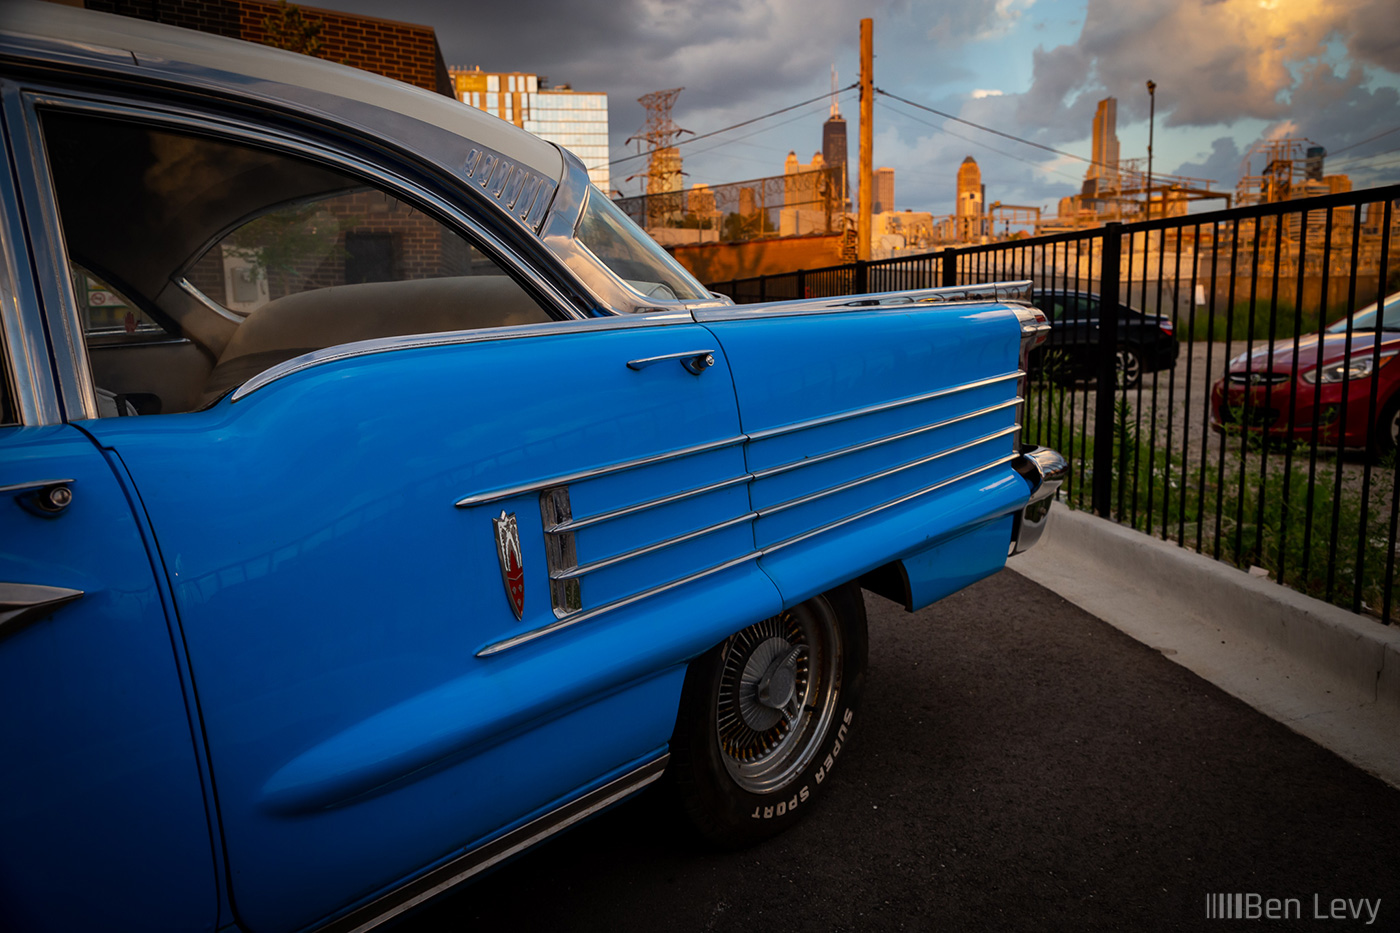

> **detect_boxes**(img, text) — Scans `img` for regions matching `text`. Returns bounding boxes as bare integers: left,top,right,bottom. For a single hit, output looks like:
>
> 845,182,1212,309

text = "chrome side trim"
476,552,759,657
693,281,1034,322
548,473,751,533
538,486,581,617
176,276,246,324
551,512,758,581
761,454,1020,556
454,432,746,509
233,311,694,403
750,399,1021,481
759,426,1020,516
316,755,669,933
746,372,1020,442
0,581,84,642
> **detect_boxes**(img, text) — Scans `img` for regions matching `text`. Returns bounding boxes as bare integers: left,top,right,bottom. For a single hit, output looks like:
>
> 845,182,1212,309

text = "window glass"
574,186,709,302
40,109,553,415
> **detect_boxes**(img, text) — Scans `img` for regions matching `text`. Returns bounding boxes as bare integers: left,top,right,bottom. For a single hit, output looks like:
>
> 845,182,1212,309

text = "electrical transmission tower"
626,87,691,227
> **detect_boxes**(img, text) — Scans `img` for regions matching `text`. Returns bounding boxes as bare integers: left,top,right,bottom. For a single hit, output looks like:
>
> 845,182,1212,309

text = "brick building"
83,0,453,97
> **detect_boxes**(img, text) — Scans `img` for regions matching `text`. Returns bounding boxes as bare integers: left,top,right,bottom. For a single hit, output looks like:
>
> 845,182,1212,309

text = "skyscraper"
449,67,610,192
873,167,894,215
1083,97,1119,198
956,156,984,241
822,95,849,209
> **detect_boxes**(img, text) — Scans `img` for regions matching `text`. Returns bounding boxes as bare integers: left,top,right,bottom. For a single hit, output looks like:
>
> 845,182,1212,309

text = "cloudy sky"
309,0,1399,216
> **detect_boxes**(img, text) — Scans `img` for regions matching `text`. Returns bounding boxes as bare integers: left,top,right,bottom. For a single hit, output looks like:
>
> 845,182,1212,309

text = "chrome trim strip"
759,426,1020,517
454,432,746,509
548,473,751,533
551,512,758,581
176,276,246,324
476,552,759,657
750,399,1021,482
746,372,1020,443
317,755,669,933
234,311,695,402
761,454,1020,556
693,281,1034,322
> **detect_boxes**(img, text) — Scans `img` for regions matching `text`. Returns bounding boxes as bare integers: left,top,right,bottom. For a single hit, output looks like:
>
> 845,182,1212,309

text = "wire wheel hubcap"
715,600,841,794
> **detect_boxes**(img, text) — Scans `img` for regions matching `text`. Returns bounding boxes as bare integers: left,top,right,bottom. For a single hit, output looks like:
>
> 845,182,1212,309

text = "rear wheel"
668,583,868,846
1116,345,1142,388
1372,394,1400,461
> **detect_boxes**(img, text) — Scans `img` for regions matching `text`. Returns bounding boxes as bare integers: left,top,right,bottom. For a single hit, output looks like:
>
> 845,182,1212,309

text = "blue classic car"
0,4,1063,931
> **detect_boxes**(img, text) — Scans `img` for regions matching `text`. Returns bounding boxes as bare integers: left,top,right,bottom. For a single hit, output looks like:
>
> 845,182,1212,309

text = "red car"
1211,292,1400,456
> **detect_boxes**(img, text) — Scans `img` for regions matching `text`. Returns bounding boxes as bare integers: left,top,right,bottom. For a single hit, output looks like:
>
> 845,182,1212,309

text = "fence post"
797,268,807,299
758,274,767,302
1092,223,1123,518
854,260,869,295
941,248,958,288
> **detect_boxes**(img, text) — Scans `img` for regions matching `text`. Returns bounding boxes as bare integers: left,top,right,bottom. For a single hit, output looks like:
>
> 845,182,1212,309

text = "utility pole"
1145,80,1156,220
858,18,873,262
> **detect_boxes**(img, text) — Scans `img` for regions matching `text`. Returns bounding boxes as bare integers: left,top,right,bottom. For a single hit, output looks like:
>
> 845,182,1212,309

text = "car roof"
0,1,564,225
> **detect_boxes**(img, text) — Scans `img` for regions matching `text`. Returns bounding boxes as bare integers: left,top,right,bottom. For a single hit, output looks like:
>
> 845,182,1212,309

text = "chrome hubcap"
715,603,841,794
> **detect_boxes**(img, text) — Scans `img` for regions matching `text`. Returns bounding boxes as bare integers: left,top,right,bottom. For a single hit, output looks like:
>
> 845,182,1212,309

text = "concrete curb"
1009,507,1400,788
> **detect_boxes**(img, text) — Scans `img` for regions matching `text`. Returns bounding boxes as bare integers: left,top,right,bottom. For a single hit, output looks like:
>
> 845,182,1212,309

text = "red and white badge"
493,511,525,620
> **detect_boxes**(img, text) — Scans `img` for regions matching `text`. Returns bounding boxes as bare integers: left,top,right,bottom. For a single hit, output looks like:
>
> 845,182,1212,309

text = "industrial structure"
449,67,611,192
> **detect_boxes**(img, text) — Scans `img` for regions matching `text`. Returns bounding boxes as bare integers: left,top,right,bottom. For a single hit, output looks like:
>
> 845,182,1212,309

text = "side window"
38,108,555,416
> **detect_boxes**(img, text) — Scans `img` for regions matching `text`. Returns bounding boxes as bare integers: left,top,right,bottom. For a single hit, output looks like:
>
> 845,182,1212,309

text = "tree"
261,1,325,57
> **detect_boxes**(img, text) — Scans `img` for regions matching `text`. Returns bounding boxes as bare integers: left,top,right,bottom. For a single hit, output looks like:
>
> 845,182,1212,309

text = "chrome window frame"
7,86,594,423
539,149,731,316
0,98,60,426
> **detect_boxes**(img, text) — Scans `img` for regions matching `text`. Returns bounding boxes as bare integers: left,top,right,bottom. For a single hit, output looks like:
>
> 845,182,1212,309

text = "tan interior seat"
200,276,550,404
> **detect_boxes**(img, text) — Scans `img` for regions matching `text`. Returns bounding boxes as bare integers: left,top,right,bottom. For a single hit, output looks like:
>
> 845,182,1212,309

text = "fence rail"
707,185,1400,624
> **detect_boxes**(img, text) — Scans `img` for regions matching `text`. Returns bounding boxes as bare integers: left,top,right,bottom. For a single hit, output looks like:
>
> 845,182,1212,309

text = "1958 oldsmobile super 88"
0,5,1063,931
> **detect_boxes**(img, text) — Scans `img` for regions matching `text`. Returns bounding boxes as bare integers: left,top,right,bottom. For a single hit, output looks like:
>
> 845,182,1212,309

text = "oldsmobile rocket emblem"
493,511,525,620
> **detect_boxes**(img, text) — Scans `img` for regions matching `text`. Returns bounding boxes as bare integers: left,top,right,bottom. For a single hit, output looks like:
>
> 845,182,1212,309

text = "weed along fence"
707,185,1400,624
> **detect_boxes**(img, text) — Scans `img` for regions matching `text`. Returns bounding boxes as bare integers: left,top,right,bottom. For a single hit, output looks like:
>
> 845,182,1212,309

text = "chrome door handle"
0,582,84,641
1,478,75,516
626,350,716,375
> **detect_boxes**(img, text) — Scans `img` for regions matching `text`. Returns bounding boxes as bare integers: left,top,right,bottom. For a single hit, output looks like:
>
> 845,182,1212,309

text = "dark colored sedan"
1030,290,1179,388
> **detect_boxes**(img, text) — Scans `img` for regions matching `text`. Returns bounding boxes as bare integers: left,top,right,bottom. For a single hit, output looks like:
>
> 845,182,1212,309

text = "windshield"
1327,291,1400,333
574,186,709,302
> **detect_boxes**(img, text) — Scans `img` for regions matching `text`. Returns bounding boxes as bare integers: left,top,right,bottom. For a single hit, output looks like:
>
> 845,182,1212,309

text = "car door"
16,93,777,933
0,120,217,932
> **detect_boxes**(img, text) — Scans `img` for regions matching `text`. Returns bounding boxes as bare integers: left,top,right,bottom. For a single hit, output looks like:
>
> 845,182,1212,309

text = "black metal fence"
708,185,1400,624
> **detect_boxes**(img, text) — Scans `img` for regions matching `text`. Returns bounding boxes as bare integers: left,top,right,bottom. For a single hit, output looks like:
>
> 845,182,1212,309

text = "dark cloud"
1172,137,1242,189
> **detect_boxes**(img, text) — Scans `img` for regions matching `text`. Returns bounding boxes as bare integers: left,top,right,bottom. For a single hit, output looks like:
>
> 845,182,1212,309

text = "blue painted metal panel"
0,426,216,933
702,303,1031,608
83,324,778,933
902,514,1016,610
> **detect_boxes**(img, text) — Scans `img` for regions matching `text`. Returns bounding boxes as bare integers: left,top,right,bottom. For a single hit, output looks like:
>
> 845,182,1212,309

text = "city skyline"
300,0,1398,215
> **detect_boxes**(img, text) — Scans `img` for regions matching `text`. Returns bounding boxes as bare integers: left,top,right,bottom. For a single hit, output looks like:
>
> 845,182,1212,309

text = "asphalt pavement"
399,570,1400,932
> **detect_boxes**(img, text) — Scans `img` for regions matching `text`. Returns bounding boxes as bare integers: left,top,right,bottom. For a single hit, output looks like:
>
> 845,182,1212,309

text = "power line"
875,87,1118,175
1325,126,1400,157
608,85,858,167
875,97,1087,187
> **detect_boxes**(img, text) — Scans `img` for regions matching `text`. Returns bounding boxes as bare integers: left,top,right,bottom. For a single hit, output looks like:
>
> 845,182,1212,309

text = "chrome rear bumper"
1009,445,1068,555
